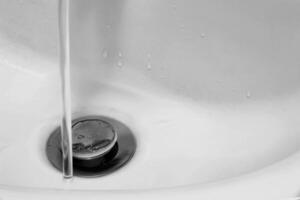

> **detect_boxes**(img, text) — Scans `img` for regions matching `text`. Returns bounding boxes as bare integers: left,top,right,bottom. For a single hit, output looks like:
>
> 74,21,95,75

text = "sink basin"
1,0,300,199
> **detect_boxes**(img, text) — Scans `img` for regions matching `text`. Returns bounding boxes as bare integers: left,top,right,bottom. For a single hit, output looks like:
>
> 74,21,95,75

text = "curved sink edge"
1,150,300,200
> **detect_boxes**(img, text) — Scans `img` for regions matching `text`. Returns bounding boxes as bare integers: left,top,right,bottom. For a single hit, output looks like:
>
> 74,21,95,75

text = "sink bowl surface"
0,0,300,199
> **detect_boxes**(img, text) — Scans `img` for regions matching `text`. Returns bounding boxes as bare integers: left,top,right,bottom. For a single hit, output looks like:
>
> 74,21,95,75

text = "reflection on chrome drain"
46,116,136,177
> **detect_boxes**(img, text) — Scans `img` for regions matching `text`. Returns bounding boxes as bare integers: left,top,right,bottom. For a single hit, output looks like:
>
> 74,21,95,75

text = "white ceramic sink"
0,0,300,199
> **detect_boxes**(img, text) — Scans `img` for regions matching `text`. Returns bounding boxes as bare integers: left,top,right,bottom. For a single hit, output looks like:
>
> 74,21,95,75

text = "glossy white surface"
0,0,300,199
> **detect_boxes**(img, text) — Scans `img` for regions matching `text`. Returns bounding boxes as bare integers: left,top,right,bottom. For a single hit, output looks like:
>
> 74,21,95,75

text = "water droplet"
200,33,206,38
146,63,152,71
246,91,251,99
118,51,123,57
117,60,123,68
102,49,108,58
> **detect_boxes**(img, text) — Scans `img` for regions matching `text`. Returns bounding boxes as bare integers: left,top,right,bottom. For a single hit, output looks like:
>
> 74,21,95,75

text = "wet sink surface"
0,0,300,199
1,61,300,191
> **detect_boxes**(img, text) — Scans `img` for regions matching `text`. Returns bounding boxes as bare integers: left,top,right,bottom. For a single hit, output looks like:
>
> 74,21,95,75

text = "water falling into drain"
58,0,73,179
55,0,136,179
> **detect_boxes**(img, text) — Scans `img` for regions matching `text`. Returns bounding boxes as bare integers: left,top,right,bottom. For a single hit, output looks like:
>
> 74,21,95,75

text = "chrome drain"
46,116,136,177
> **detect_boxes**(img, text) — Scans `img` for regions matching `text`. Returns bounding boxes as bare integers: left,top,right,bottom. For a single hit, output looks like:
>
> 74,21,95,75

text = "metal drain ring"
46,116,136,178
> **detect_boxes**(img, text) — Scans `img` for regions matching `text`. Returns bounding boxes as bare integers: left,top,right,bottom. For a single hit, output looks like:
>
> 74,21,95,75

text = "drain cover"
72,119,117,160
46,116,136,177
